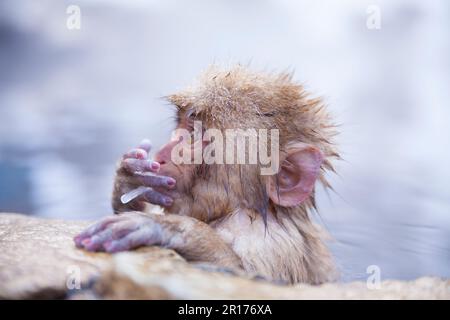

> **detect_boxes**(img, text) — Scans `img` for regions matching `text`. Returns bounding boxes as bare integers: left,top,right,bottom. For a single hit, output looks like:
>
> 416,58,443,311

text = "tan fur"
165,66,339,284
213,209,337,284
112,65,339,284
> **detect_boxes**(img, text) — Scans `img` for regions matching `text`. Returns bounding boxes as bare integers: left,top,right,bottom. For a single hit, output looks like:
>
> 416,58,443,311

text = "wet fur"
113,65,340,284
166,66,339,284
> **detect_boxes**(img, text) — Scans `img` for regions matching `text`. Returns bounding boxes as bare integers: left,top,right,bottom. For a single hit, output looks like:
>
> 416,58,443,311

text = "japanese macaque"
74,66,339,284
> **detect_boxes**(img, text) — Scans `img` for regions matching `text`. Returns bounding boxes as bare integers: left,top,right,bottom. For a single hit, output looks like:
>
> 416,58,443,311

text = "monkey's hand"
112,139,176,213
74,212,243,270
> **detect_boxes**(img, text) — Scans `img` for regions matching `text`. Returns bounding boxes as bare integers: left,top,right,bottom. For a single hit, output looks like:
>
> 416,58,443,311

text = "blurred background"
0,0,449,282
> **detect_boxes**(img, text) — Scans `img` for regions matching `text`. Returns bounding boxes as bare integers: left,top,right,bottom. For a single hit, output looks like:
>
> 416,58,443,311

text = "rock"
92,253,450,299
0,212,106,299
0,213,449,299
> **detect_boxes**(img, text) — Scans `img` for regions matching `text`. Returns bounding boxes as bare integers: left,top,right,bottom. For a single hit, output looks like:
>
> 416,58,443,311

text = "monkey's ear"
266,143,323,207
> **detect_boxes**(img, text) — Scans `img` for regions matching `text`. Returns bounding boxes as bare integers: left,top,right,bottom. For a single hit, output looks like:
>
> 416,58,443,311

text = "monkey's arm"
74,212,243,270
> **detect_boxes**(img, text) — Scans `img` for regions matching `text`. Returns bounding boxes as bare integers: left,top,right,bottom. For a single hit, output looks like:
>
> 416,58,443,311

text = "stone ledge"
0,213,448,299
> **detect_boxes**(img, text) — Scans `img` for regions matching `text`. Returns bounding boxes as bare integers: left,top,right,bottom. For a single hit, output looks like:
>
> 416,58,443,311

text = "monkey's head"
154,66,338,222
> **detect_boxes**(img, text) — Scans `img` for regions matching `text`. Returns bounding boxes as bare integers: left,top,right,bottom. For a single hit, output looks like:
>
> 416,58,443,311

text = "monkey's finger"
138,174,176,189
123,148,148,160
140,189,173,207
74,215,123,247
138,139,152,153
83,228,113,251
84,220,139,251
122,159,160,173
103,228,154,253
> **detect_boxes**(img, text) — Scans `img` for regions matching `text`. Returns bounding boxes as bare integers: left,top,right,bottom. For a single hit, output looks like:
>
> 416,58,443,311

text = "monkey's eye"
184,109,198,129
186,108,196,119
262,112,275,117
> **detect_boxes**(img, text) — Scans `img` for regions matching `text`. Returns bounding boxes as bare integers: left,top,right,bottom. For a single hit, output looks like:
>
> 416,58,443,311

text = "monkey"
74,66,339,284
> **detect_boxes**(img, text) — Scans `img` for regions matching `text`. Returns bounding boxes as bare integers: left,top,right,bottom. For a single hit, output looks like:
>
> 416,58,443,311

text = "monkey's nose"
155,140,178,165
154,150,168,165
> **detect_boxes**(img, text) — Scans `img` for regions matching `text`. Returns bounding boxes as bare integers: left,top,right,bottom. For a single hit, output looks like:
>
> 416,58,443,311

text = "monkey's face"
152,106,267,221
154,66,337,221
153,108,324,222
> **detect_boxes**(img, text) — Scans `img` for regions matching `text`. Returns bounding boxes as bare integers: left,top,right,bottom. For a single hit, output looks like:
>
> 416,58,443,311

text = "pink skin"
267,143,323,207
74,139,178,252
122,139,176,207
75,140,321,254
74,213,162,253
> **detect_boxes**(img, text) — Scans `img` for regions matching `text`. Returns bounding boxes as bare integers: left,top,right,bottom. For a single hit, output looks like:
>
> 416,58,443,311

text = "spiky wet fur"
165,65,339,284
